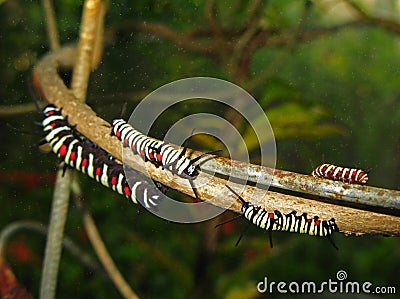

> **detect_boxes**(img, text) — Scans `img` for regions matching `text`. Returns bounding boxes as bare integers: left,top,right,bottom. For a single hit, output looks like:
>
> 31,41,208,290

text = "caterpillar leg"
214,214,244,228
235,222,251,247
268,229,274,248
188,178,199,199
327,235,339,250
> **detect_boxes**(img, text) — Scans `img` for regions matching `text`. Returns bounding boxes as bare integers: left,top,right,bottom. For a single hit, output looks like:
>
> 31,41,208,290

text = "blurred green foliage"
0,0,399,298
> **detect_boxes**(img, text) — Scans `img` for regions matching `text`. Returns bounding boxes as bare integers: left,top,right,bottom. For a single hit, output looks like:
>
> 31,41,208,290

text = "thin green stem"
40,169,72,299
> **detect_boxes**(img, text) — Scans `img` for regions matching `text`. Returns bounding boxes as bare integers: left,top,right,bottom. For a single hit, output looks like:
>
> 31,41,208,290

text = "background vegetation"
0,0,399,298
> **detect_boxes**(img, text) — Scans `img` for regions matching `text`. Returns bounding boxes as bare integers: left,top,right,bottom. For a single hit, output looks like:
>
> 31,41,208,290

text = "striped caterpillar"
217,185,339,249
41,104,167,209
311,163,369,185
111,118,220,197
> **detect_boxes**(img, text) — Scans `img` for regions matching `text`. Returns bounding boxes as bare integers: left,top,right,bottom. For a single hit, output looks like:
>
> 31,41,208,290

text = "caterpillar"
111,118,220,197
311,163,369,185
217,185,339,249
41,104,167,209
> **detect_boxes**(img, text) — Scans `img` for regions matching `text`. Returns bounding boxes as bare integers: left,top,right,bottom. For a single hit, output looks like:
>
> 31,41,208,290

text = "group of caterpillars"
37,102,370,250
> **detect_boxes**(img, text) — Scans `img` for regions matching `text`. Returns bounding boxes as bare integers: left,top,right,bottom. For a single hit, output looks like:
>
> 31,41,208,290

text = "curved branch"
131,21,218,54
71,180,139,299
33,46,400,237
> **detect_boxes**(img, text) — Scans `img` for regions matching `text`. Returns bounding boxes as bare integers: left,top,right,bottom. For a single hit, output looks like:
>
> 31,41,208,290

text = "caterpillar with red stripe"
41,104,167,209
111,118,220,197
217,185,339,249
311,163,369,185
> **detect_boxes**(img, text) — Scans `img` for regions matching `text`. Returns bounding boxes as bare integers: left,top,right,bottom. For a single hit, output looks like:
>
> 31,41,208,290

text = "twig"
71,179,139,299
201,158,400,210
131,21,218,54
236,0,265,76
229,5,263,78
0,103,39,117
106,19,378,69
91,1,107,68
33,46,400,236
345,0,400,34
243,0,263,25
107,22,238,41
245,1,312,90
204,0,228,59
41,0,60,50
0,220,104,276
40,169,72,299
205,0,222,39
71,0,102,101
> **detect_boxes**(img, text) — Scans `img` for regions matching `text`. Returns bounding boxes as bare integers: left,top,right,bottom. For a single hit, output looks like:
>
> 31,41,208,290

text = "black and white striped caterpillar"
311,163,369,185
111,118,220,197
217,185,339,249
41,104,167,209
